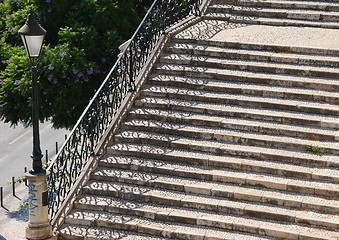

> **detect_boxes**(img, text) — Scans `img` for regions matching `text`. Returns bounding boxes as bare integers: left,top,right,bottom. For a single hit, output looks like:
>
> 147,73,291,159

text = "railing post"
195,0,202,16
129,43,135,91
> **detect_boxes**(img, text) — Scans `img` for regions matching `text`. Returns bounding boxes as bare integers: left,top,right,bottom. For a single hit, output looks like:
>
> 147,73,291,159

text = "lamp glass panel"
21,35,44,57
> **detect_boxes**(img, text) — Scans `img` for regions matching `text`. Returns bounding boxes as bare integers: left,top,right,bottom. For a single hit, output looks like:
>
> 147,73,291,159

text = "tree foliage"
0,0,152,129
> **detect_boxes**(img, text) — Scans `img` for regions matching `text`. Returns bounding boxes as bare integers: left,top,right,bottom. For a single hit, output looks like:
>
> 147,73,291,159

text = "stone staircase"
205,0,339,29
58,0,339,239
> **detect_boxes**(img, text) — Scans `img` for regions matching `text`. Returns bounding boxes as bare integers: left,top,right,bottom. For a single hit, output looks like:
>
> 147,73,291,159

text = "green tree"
0,0,151,129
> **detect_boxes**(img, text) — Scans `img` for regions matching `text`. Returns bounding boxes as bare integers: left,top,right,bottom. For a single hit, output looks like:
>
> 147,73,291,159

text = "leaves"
0,0,151,129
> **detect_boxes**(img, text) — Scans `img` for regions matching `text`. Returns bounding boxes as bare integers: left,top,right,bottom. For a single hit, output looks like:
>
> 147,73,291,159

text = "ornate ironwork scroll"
47,0,201,221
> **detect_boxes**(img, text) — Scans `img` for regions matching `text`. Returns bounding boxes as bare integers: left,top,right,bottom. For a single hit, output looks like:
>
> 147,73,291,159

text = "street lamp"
19,10,52,240
19,9,46,174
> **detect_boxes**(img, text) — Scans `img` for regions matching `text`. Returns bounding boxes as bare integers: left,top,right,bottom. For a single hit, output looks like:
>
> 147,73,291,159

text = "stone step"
172,36,339,57
59,223,166,240
149,74,339,104
83,179,339,230
205,12,339,29
100,154,339,214
64,210,272,240
207,4,339,22
129,108,339,141
135,97,339,129
160,53,339,79
108,141,339,197
73,194,339,239
120,120,339,155
155,63,339,92
110,132,339,168
141,84,339,116
211,0,339,12
100,153,339,192
166,42,339,68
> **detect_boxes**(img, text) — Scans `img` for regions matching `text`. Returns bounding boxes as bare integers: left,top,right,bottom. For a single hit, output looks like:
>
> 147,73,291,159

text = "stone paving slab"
175,20,339,50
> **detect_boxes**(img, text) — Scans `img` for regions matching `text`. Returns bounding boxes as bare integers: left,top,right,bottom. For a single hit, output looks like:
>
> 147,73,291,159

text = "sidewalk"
0,183,28,240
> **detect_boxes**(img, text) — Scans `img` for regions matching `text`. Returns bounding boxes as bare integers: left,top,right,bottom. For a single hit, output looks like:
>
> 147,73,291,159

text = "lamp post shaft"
19,10,52,240
30,62,44,174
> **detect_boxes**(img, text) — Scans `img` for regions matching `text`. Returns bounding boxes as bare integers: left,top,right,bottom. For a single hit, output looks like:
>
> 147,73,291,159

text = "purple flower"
72,69,78,75
53,78,58,84
46,0,52,2
1,60,7,65
48,74,53,81
77,72,83,77
83,78,89,82
14,0,19,5
59,52,67,58
48,65,54,70
0,79,3,84
14,80,21,85
87,68,93,75
47,8,52,13
61,72,66,79
28,102,33,108
4,93,8,97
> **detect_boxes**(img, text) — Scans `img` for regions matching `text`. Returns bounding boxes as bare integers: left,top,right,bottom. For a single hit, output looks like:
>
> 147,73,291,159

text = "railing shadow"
175,19,248,40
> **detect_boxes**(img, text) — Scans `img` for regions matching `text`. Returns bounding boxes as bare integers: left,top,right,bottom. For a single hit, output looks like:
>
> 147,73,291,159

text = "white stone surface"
211,25,339,49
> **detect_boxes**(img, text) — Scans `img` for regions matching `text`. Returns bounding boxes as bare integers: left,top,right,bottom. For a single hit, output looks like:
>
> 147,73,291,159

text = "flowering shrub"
0,0,152,129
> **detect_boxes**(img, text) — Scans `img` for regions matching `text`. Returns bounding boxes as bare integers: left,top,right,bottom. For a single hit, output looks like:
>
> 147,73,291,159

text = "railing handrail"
47,0,202,223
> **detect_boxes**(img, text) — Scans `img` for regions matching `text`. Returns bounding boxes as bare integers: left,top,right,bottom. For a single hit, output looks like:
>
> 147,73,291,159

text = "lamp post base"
26,222,52,240
25,172,52,240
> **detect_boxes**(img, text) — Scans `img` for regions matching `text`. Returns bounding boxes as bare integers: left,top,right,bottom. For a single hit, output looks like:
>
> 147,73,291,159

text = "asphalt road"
0,121,69,196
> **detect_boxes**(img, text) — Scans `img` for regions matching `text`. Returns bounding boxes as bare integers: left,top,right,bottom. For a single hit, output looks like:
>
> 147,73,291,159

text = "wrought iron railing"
47,0,201,222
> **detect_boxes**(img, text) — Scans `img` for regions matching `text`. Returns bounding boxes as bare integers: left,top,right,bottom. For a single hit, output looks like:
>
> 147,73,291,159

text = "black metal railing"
47,0,201,221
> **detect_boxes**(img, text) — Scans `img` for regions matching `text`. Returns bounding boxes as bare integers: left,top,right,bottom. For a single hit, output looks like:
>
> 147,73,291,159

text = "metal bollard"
45,149,48,164
24,167,28,187
12,176,15,196
0,187,3,208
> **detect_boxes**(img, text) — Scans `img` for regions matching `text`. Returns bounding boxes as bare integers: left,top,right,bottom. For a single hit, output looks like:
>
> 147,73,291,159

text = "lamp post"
19,10,52,240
